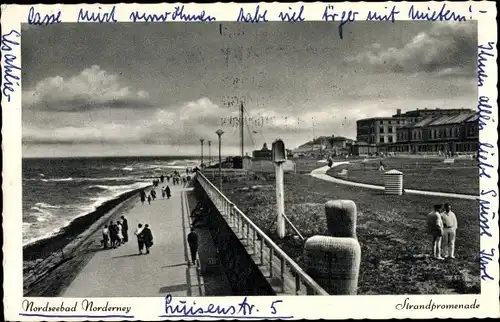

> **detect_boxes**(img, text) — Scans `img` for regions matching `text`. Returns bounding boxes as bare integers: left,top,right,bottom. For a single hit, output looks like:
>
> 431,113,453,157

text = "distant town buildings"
252,143,293,160
354,108,478,156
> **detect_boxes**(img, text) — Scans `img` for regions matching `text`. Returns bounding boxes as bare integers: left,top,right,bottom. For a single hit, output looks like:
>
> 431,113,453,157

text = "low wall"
250,160,296,173
193,181,276,296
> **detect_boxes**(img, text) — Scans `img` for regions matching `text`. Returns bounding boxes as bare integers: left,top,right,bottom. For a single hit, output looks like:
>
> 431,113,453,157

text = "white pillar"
275,162,286,239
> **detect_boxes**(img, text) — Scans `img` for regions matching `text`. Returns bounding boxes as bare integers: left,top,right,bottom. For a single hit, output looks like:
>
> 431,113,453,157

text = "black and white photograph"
20,18,482,299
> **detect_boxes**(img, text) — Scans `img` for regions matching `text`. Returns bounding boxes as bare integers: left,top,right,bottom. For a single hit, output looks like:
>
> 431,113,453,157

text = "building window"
388,127,393,133
388,136,393,143
388,121,392,125
380,127,385,133
380,137,385,143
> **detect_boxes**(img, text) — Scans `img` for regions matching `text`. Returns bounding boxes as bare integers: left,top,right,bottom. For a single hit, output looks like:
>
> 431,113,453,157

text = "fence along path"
196,172,329,296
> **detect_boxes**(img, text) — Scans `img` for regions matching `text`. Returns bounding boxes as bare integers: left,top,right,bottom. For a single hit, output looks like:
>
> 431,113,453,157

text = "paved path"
63,185,231,297
310,163,478,200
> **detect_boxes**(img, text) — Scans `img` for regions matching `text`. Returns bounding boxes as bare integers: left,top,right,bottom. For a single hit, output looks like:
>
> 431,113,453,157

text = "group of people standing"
427,203,458,260
102,216,129,249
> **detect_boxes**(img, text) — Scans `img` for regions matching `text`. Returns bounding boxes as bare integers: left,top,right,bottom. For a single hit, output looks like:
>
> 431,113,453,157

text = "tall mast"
312,117,315,153
240,101,244,158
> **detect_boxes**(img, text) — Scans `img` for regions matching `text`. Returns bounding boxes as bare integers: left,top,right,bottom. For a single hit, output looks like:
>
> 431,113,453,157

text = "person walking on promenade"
441,203,458,259
147,195,152,205
161,174,165,183
427,204,444,260
102,225,110,249
187,228,199,266
109,221,118,248
166,185,171,199
134,224,145,255
142,224,154,255
140,190,146,205
117,221,124,244
378,160,385,172
121,216,129,243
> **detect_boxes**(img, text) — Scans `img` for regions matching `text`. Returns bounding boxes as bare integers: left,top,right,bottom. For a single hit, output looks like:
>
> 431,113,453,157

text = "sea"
22,156,200,247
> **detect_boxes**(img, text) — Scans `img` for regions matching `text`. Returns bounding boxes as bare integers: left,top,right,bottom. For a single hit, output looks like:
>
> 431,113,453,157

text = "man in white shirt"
134,223,145,255
441,203,458,259
427,204,444,260
102,225,110,249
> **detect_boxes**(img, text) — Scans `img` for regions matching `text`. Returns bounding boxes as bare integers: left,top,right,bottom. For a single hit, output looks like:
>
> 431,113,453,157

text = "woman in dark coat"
142,224,154,254
166,186,171,199
140,190,146,205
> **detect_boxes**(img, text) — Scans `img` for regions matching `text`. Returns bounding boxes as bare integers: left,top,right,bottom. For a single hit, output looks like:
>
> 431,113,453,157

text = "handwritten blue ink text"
164,294,254,316
322,5,359,39
477,96,493,131
479,248,495,281
77,6,117,23
479,190,497,238
278,6,305,22
366,6,400,22
477,142,495,179
27,6,62,25
1,30,21,103
237,5,268,23
478,42,495,87
130,5,216,22
162,294,293,319
408,3,467,22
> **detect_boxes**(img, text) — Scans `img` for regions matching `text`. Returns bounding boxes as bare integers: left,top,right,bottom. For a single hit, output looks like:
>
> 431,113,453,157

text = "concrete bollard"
304,236,361,295
304,200,361,295
325,200,357,239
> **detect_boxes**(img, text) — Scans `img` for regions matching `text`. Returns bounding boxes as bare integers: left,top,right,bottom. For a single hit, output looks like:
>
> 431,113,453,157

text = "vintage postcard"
2,1,498,320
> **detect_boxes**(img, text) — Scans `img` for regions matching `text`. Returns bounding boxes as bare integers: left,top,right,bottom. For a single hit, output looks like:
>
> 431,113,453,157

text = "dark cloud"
346,22,477,76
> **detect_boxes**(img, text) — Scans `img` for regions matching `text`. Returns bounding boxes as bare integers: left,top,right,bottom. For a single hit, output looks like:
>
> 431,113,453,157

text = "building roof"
404,112,477,129
357,116,407,123
412,115,438,127
393,108,475,117
466,113,479,122
429,112,476,126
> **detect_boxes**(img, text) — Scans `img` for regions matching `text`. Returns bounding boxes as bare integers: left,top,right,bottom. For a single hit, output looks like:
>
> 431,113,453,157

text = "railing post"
269,248,274,278
252,229,257,253
295,274,301,295
281,257,286,292
260,237,264,265
246,221,250,241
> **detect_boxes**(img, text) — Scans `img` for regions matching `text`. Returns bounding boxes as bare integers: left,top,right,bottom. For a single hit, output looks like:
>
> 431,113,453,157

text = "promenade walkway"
62,185,231,297
310,163,478,201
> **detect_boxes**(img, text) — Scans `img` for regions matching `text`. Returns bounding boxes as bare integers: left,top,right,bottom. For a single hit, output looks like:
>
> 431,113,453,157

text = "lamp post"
216,129,224,190
200,139,204,168
208,140,212,166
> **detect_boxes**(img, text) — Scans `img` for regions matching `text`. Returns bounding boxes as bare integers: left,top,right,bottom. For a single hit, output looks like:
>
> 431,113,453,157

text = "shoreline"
23,185,152,296
23,185,151,262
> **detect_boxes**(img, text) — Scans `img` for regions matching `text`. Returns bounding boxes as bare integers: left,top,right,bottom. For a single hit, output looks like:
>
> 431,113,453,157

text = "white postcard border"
2,1,498,320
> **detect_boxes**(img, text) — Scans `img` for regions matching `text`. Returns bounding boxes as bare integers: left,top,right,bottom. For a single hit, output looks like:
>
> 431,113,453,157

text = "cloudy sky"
22,21,477,158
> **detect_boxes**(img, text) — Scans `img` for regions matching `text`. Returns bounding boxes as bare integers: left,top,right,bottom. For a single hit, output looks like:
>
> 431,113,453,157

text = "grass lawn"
215,173,480,295
292,157,363,174
326,158,479,195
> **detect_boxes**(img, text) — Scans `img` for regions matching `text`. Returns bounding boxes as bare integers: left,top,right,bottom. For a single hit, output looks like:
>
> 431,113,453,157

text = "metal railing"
195,172,329,295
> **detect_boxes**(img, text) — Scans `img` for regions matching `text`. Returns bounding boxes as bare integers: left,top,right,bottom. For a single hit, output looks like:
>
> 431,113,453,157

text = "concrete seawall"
193,181,276,296
23,186,150,296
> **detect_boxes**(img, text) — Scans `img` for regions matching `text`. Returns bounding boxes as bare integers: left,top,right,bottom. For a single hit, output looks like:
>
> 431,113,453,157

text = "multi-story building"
354,108,478,156
390,112,478,154
356,117,409,145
